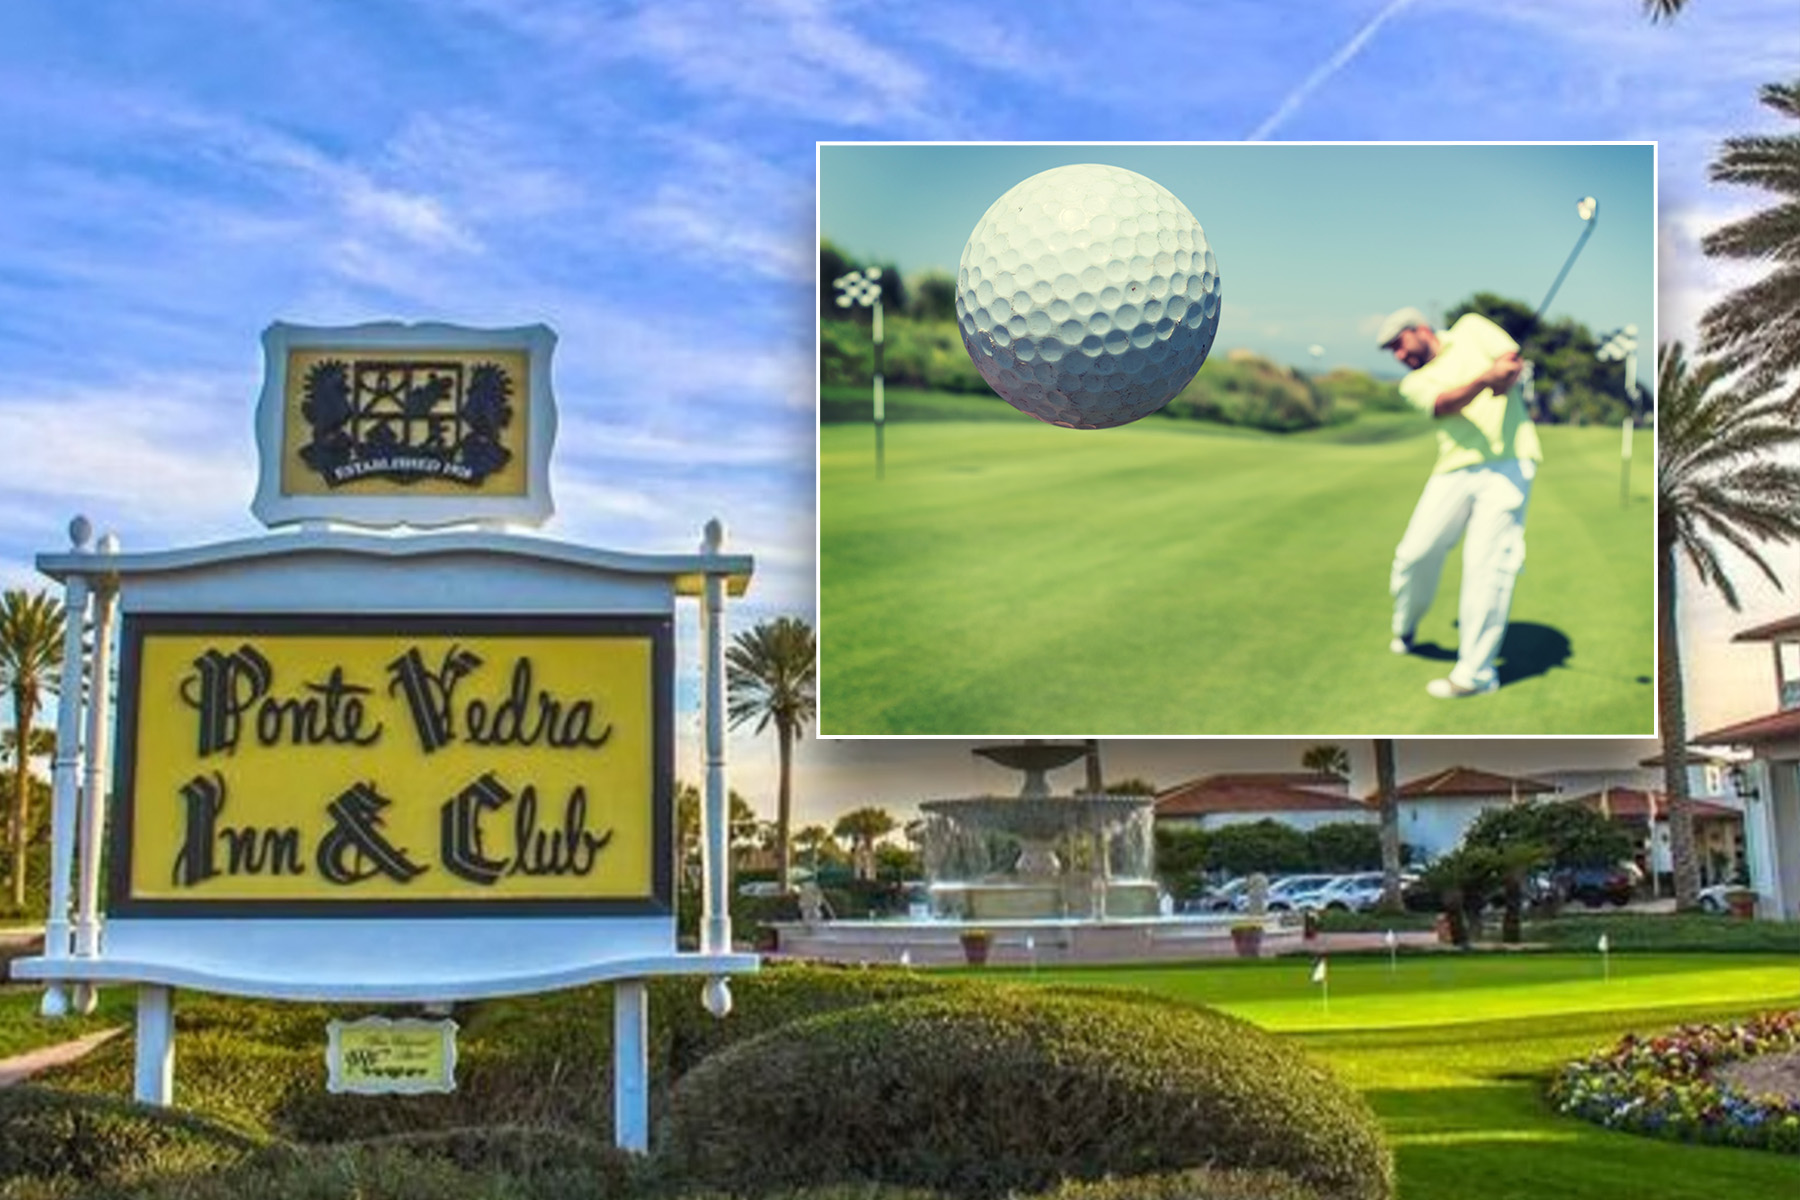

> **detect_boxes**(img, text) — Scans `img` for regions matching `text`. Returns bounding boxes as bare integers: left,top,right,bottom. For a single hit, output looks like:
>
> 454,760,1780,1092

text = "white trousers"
1390,459,1534,690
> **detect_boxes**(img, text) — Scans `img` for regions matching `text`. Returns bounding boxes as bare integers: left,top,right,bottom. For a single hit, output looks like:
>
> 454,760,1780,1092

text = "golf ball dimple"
957,164,1220,429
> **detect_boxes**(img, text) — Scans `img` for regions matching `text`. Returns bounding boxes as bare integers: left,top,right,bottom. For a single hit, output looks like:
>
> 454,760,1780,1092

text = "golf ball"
956,163,1221,429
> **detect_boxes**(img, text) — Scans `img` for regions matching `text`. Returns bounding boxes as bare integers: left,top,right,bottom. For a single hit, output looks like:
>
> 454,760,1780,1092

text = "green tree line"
823,241,1638,431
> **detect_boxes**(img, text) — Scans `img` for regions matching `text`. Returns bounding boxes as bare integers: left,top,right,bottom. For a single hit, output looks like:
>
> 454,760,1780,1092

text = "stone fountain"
919,742,1159,921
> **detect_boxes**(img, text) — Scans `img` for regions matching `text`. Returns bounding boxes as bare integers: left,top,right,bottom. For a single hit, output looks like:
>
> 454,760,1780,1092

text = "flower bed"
1549,1010,1800,1152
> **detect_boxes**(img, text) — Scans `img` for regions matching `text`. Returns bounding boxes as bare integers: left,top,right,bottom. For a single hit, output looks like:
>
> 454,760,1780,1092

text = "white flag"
1383,929,1398,949
1597,933,1610,954
1311,958,1328,985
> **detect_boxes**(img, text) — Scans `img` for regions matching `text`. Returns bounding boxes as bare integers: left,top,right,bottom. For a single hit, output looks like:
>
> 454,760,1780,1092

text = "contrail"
1246,0,1424,141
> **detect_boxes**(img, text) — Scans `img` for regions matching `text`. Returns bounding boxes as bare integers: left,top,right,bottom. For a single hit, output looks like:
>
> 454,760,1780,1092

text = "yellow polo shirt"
1399,312,1543,476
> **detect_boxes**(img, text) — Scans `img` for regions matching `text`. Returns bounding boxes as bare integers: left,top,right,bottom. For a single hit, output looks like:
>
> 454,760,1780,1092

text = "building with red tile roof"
1154,772,1372,832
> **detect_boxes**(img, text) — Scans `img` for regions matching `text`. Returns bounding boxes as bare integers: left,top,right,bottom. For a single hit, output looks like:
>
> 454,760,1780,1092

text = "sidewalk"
0,1027,122,1088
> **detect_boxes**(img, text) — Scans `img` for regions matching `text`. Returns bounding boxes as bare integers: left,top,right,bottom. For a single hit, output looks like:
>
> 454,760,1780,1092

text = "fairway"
820,411,1653,734
997,954,1800,1200
1002,953,1799,1032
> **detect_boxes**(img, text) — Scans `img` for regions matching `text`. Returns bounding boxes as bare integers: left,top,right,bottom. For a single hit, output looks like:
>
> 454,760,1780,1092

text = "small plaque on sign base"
326,1017,458,1095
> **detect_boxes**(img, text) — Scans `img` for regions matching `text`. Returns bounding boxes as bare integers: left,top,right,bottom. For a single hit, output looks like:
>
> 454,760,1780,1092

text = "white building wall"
1399,798,1509,861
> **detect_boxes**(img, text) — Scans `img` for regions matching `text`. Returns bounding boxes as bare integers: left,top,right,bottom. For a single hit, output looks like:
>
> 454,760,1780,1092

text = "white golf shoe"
1389,632,1415,655
1426,676,1497,699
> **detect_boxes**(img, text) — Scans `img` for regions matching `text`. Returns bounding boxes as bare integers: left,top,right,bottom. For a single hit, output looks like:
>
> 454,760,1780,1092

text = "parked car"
1553,865,1635,908
1312,872,1386,912
1197,877,1250,912
1265,874,1342,912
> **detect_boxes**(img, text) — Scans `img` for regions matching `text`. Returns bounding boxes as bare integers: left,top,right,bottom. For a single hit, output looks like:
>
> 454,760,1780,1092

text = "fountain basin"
769,914,1300,967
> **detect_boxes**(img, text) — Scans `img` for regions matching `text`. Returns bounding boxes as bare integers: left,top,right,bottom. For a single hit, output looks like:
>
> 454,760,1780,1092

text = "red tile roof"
1695,708,1800,746
1730,613,1800,642
1566,787,1740,821
1368,766,1556,804
1155,773,1364,818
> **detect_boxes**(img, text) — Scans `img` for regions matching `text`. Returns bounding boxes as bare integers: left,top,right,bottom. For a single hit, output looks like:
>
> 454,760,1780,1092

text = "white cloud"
0,372,256,529
627,0,934,128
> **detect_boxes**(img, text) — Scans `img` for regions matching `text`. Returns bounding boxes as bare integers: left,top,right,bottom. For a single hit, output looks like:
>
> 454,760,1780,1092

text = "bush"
1164,355,1337,432
39,967,963,1153
0,1085,258,1193
1041,1168,1332,1200
658,988,1392,1200
110,1129,638,1200
652,962,964,1079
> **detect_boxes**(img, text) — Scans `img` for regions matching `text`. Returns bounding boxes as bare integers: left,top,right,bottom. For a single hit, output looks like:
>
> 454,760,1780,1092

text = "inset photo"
818,142,1654,736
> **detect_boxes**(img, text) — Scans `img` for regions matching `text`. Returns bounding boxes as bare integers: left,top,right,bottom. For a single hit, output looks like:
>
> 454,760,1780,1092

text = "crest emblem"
298,357,516,488
253,321,558,529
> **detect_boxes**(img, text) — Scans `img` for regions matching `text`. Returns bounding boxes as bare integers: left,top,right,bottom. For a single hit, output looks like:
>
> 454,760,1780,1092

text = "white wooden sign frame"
14,519,757,1153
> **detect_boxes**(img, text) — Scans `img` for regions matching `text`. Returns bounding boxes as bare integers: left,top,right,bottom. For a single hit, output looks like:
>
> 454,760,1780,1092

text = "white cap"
1376,306,1431,349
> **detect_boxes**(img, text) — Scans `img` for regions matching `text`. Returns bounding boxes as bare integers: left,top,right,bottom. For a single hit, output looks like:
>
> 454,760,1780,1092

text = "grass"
999,953,1800,1032
0,983,131,1059
990,955,1800,1200
12,955,1798,1199
818,405,1653,734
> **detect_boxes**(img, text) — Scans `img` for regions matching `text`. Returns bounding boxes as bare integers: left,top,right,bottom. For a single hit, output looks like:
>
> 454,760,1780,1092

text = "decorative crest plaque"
253,322,557,528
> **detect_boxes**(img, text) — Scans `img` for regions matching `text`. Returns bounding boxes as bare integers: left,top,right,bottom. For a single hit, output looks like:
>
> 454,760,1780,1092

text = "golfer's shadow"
1410,622,1572,686
1496,622,1571,686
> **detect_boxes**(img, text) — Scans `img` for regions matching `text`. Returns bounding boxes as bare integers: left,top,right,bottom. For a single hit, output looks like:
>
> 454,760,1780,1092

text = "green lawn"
7,955,1798,1199
0,983,131,1059
819,409,1653,733
995,955,1800,1200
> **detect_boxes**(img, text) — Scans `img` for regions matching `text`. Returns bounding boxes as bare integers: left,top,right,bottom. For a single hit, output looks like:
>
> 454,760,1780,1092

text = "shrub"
0,1085,258,1192
658,988,1392,1200
1041,1168,1332,1200
118,1131,634,1200
40,966,963,1152
652,962,965,1078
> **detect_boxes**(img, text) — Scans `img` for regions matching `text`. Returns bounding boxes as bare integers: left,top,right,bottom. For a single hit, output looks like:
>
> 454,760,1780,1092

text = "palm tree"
1642,0,1687,19
1699,79,1800,405
725,616,816,891
1372,739,1402,911
1300,744,1350,778
793,824,835,877
0,590,65,912
833,806,896,881
0,728,55,763
1657,341,1800,909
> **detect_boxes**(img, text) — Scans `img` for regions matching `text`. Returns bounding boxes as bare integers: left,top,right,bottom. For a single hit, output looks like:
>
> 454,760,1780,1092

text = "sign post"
14,323,757,1148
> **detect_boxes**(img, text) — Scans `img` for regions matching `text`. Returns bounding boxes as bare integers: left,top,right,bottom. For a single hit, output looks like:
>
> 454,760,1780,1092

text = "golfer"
1378,306,1541,699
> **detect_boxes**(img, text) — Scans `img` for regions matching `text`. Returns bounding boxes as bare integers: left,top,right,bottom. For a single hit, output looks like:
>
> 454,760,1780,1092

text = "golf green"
820,414,1653,734
996,954,1800,1200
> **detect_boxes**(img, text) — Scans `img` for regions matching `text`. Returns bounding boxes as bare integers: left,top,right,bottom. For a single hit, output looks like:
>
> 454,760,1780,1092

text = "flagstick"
1384,929,1398,975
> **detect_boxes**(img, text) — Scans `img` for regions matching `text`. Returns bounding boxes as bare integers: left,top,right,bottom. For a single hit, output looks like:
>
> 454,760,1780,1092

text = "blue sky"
821,143,1655,376
1,0,1797,819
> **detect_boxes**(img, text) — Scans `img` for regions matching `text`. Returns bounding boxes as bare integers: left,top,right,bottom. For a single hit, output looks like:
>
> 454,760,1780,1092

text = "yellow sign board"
327,1017,458,1094
112,615,670,915
280,348,532,498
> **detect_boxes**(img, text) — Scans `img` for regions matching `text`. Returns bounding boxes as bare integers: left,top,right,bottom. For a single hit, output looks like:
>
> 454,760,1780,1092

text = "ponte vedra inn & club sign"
113,614,670,915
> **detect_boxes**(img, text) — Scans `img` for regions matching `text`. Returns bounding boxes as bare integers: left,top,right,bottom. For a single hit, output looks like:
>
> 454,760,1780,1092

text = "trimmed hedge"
652,962,965,1078
116,1128,641,1200
658,988,1393,1200
0,1085,258,1195
1043,1169,1331,1200
39,965,963,1146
